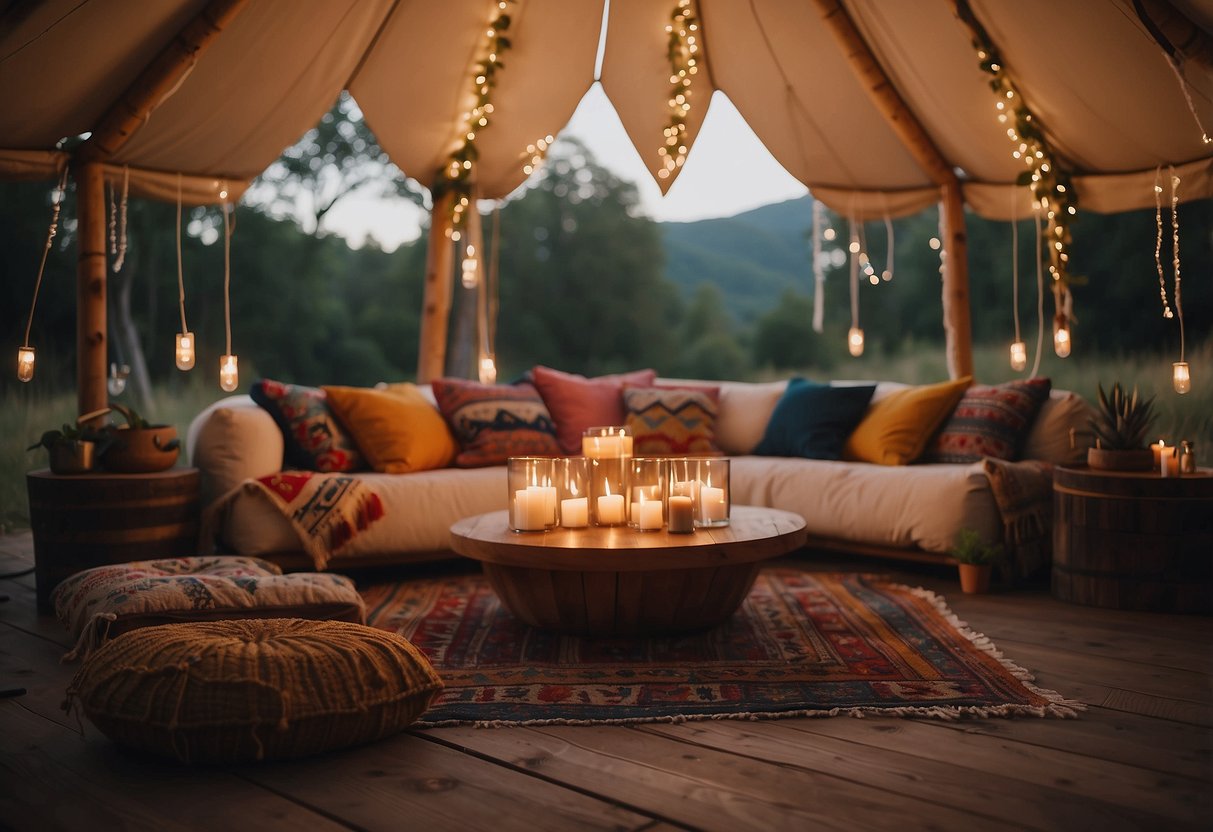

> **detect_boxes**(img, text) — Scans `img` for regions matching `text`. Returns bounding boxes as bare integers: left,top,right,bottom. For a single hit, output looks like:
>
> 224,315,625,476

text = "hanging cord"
1030,204,1045,378
1170,166,1185,363
23,166,70,349
880,192,894,281
176,173,189,334
1011,188,1021,346
222,194,233,356
811,199,825,333
112,167,128,272
1164,54,1212,145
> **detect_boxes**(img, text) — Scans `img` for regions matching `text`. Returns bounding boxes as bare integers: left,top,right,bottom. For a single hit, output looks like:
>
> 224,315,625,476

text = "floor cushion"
65,618,444,763
53,556,366,660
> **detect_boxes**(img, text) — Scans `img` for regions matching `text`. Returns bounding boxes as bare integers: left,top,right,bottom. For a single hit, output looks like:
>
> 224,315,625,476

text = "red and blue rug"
361,570,1080,727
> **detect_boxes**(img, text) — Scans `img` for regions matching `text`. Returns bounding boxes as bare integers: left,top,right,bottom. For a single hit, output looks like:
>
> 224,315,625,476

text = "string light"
1170,167,1190,394
658,0,699,180
461,243,479,289
218,190,239,392
174,174,195,371
1153,168,1174,319
439,0,516,239
110,166,129,272
960,6,1077,348
17,167,69,383
521,134,555,176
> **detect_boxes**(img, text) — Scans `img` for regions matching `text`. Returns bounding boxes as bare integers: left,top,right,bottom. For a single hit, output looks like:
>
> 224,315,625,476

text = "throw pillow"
431,378,561,467
65,618,443,763
52,555,366,660
843,377,972,465
250,379,365,472
623,386,721,455
531,365,658,454
920,377,1053,463
322,384,456,474
753,379,876,459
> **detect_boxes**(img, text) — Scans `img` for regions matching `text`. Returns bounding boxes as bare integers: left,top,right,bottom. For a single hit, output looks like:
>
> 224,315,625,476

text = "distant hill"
660,196,815,322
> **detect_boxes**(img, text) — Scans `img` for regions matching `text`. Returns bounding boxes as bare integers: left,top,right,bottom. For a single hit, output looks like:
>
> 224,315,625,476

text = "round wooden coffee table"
449,506,807,636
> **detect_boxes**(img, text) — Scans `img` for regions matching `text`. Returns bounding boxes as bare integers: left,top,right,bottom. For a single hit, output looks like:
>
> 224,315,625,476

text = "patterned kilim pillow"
623,386,721,455
921,377,1053,463
250,378,365,472
66,618,443,763
431,378,561,467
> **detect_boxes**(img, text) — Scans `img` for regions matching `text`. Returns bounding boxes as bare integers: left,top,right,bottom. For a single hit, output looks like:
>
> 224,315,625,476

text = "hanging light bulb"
1173,361,1191,394
848,327,865,357
107,363,129,396
16,346,35,383
219,354,239,392
175,331,196,371
1053,318,1071,358
1009,340,1027,372
479,355,498,384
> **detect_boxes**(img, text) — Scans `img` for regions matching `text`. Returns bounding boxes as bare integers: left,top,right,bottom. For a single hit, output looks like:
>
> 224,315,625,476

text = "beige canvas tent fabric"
0,0,1210,217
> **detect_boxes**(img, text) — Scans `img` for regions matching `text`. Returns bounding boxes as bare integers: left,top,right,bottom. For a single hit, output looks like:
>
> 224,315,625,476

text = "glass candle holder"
507,456,558,532
628,457,666,531
557,456,590,528
583,426,631,526
695,457,730,528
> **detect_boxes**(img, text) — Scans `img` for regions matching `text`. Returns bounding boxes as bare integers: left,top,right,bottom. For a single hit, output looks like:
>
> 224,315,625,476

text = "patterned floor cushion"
65,618,443,763
53,556,365,660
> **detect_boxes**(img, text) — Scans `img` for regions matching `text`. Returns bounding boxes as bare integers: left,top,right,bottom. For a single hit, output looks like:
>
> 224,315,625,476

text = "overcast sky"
323,84,808,251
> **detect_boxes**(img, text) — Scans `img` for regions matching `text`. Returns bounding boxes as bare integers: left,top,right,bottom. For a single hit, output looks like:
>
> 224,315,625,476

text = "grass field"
1,340,1208,532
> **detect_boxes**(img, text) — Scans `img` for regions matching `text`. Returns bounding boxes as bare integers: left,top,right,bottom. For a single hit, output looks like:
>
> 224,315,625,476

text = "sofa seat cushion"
52,556,366,660
220,466,508,561
66,618,443,763
731,456,999,554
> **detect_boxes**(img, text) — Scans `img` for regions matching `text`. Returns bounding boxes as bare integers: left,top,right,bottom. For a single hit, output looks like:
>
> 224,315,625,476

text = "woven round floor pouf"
65,617,444,763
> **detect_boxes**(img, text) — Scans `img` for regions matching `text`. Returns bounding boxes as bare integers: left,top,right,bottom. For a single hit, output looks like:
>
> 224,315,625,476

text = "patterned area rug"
362,570,1081,727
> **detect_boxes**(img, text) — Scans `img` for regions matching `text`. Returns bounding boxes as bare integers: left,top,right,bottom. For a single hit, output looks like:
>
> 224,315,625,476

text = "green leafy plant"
1090,382,1156,451
950,528,1002,566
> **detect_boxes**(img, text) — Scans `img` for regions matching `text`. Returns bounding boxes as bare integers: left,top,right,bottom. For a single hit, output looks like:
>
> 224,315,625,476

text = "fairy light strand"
1171,167,1185,363
659,0,699,181
113,166,129,272
1153,167,1174,318
1164,53,1213,145
521,134,555,177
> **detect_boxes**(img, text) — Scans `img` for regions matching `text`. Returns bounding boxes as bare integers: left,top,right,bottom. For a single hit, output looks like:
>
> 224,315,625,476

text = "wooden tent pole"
418,193,456,383
75,161,108,418
811,0,973,378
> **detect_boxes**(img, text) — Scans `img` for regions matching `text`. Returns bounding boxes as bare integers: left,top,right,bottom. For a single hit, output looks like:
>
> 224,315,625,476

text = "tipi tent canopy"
2,0,1210,409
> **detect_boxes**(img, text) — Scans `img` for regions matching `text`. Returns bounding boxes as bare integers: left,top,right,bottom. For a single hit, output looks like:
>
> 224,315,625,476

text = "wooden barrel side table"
1052,465,1213,612
27,468,201,613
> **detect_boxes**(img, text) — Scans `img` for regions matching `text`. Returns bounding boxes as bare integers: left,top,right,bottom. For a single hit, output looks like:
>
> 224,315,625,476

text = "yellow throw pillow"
843,377,972,465
323,384,456,473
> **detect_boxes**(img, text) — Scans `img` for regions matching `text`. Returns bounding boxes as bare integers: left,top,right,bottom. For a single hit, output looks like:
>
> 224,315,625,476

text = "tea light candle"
635,498,663,530
513,489,547,531
700,486,727,522
668,495,694,533
561,497,588,528
598,493,625,525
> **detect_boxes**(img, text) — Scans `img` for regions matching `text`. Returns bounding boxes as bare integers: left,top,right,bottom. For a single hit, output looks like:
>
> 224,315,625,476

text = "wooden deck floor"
1,531,1209,832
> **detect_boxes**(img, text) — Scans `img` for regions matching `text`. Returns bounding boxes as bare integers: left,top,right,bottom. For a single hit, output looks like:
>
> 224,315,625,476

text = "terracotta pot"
48,440,96,475
957,563,992,594
102,425,180,473
1087,447,1153,472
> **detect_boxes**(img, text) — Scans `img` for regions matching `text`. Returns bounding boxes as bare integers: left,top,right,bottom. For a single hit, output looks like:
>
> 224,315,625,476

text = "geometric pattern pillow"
250,378,365,472
921,377,1053,464
51,556,366,661
431,378,561,467
623,386,721,455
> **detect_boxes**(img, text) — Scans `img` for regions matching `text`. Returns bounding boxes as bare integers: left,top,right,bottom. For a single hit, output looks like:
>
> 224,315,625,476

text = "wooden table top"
449,505,808,572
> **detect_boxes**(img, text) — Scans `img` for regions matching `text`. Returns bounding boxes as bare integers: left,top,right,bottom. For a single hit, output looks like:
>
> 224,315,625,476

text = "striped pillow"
623,386,721,455
921,378,1052,463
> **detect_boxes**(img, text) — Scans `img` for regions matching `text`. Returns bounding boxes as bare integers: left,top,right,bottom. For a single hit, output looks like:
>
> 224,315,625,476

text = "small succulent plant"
1090,382,1155,451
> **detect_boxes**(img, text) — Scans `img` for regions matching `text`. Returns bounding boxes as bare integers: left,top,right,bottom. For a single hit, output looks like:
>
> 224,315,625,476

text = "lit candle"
583,434,622,459
597,492,625,525
560,497,588,528
1151,439,1166,468
530,485,557,525
668,495,694,533
700,486,726,522
1160,447,1179,478
513,489,547,531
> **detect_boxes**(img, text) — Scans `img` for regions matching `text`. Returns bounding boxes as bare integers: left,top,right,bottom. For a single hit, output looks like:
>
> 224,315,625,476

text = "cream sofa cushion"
188,396,283,506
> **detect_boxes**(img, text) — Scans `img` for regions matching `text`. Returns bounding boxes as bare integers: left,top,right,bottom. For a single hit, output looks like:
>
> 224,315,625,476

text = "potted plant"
85,402,181,474
950,528,1002,594
1087,382,1155,471
28,422,110,475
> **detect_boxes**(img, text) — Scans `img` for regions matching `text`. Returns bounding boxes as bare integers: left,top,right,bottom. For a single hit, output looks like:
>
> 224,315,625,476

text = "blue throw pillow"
753,379,876,459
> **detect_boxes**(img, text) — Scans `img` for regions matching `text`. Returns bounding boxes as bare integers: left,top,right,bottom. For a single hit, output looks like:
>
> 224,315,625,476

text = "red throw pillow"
431,378,561,467
530,366,657,454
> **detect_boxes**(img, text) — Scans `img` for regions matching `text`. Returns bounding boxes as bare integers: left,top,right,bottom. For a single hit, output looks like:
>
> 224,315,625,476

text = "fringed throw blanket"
203,472,384,570
982,458,1055,582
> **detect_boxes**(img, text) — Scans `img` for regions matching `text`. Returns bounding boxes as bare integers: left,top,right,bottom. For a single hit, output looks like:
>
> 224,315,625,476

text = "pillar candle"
561,497,588,528
1151,440,1166,468
598,493,625,524
513,489,547,531
668,495,694,533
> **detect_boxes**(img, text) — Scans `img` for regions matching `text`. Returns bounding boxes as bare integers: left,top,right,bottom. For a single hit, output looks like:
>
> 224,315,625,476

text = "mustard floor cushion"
53,556,366,660
65,617,444,763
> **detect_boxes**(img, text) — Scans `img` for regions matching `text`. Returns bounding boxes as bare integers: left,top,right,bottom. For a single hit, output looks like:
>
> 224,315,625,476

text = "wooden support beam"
75,161,108,419
811,0,973,378
77,0,249,162
417,192,456,383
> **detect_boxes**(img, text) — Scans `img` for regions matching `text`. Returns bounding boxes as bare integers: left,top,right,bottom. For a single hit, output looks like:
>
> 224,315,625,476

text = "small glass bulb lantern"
16,346,35,382
175,331,196,371
1053,320,1071,358
1009,340,1027,372
847,327,865,357
219,354,239,392
479,355,497,384
1173,361,1191,394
